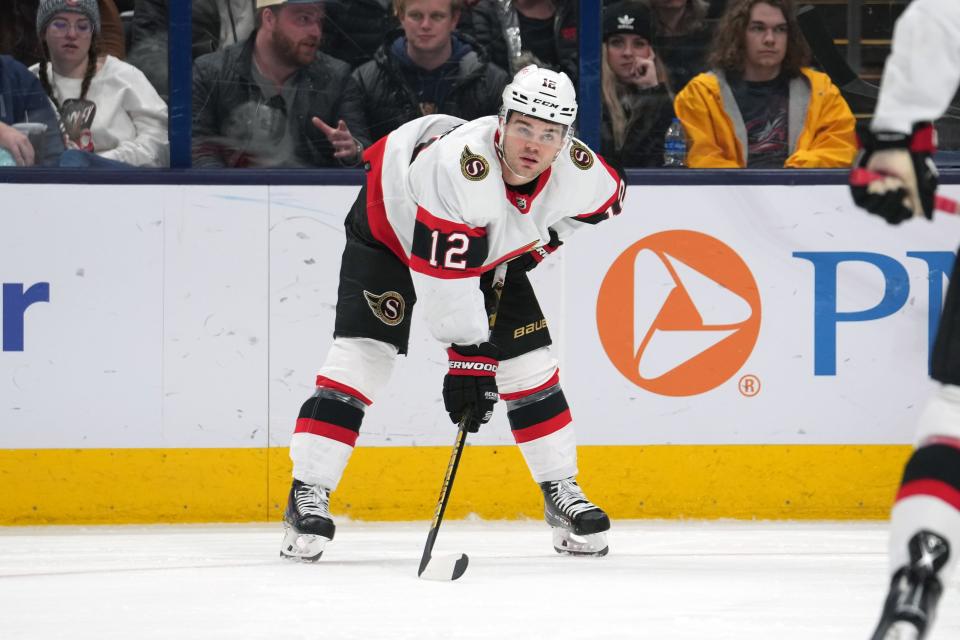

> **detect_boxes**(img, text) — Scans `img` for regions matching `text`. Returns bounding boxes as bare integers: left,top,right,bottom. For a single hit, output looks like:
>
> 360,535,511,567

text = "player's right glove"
442,343,500,432
511,228,563,272
850,122,938,224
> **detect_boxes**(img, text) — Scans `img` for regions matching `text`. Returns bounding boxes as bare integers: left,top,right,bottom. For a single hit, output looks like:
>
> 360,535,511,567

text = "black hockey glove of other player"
443,343,500,432
850,123,938,224
511,228,563,272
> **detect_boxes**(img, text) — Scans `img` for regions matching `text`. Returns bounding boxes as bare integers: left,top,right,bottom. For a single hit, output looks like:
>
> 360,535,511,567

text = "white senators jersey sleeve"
364,115,624,347
872,0,960,134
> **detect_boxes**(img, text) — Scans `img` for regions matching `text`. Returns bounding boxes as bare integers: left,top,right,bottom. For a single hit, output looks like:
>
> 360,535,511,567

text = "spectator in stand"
32,0,169,168
455,0,578,82
352,0,508,142
649,0,712,92
192,0,370,168
673,0,856,168
127,0,259,102
0,54,64,167
600,1,675,167
320,0,399,70
0,0,125,68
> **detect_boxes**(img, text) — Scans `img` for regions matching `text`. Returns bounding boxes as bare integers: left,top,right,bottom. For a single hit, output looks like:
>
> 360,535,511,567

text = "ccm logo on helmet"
449,361,498,373
533,98,560,109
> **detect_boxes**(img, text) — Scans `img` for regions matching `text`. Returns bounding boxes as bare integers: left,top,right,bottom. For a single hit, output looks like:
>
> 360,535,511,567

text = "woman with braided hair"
30,0,169,167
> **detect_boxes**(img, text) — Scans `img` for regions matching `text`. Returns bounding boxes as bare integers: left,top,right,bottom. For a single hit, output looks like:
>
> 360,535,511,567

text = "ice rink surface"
2,520,959,640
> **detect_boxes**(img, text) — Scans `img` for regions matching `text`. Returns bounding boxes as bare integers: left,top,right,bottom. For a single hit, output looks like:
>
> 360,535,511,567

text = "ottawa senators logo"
569,141,594,170
363,290,405,326
460,146,490,181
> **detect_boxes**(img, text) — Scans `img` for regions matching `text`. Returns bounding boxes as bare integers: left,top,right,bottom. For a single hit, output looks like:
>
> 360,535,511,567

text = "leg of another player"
872,260,960,638
281,337,398,562
871,385,960,640
498,347,611,556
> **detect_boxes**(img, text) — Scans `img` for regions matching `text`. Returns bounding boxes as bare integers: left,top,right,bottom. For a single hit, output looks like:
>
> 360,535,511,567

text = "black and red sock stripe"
294,394,364,447
896,439,960,511
507,386,572,444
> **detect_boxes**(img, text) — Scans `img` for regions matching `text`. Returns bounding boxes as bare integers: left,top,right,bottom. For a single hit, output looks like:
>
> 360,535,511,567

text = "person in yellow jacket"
674,0,856,168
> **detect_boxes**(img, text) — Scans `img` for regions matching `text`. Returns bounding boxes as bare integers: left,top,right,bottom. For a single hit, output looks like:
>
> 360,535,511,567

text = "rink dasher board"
0,183,957,523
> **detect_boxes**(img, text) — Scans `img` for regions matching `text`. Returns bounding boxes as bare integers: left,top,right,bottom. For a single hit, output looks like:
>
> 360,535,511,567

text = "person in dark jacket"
126,0,229,101
600,1,675,167
0,54,64,166
319,0,398,69
352,0,508,142
192,0,370,168
650,0,713,92
456,0,578,83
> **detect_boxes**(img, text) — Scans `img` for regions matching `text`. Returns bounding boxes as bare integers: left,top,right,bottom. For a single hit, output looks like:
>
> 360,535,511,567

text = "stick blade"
418,553,469,581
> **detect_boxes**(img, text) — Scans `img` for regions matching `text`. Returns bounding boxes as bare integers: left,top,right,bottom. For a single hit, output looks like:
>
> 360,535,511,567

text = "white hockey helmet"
500,64,578,127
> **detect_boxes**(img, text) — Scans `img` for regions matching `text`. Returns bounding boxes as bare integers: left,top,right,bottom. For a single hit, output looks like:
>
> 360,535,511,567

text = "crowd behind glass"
0,0,877,170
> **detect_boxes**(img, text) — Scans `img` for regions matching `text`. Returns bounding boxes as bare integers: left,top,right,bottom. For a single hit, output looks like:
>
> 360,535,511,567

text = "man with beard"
192,0,369,168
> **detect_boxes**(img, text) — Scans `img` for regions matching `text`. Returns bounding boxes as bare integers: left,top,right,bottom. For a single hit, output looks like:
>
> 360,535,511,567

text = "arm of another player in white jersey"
872,0,960,133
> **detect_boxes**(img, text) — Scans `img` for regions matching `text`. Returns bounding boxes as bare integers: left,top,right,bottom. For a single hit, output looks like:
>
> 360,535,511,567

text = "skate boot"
539,477,610,556
280,479,336,562
870,530,950,640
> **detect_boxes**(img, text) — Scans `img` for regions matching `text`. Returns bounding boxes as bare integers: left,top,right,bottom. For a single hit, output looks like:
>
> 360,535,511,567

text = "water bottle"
663,117,687,168
0,147,16,166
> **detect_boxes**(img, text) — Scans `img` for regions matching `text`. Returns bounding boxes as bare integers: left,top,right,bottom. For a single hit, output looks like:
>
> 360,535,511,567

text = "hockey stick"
850,168,959,214
418,261,509,581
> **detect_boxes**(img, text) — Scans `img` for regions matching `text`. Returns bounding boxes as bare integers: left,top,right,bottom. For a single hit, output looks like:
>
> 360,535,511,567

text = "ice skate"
540,477,610,556
870,531,949,640
280,479,336,562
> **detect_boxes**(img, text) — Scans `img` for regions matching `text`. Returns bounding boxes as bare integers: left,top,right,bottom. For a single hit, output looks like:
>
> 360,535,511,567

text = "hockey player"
848,0,960,638
281,65,625,562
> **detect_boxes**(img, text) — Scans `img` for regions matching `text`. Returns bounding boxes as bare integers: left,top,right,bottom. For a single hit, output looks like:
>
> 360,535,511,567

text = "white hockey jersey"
872,0,960,134
361,114,625,347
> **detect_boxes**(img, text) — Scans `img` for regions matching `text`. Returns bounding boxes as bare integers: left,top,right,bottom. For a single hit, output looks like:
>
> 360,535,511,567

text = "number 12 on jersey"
411,209,489,278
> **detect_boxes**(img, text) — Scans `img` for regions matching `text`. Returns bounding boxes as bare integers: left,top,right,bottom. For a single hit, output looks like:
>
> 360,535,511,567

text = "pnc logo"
596,231,761,396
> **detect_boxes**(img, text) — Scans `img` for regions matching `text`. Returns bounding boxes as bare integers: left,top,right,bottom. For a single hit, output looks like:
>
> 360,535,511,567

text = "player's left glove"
850,122,938,224
443,343,500,432
511,228,563,272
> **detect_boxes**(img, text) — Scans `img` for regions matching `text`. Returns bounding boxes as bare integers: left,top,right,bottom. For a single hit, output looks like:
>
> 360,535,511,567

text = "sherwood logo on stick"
596,231,761,396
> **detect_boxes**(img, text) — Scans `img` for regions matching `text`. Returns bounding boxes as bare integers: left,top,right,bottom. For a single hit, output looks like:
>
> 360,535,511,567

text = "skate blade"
552,529,608,557
280,525,330,562
418,553,469,581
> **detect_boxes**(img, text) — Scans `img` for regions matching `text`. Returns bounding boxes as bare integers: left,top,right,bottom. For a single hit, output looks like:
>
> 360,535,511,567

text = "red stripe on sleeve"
511,409,572,444
896,479,960,511
415,206,488,238
576,155,622,221
295,418,360,447
409,254,483,279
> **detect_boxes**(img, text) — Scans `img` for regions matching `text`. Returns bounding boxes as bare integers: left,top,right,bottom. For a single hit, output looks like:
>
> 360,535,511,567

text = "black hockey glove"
443,343,500,432
511,228,563,272
850,123,938,224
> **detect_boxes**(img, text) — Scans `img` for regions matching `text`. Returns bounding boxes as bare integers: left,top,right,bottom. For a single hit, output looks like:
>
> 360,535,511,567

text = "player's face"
400,0,460,57
500,113,567,184
606,34,654,84
269,4,323,67
743,3,788,80
44,12,93,68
